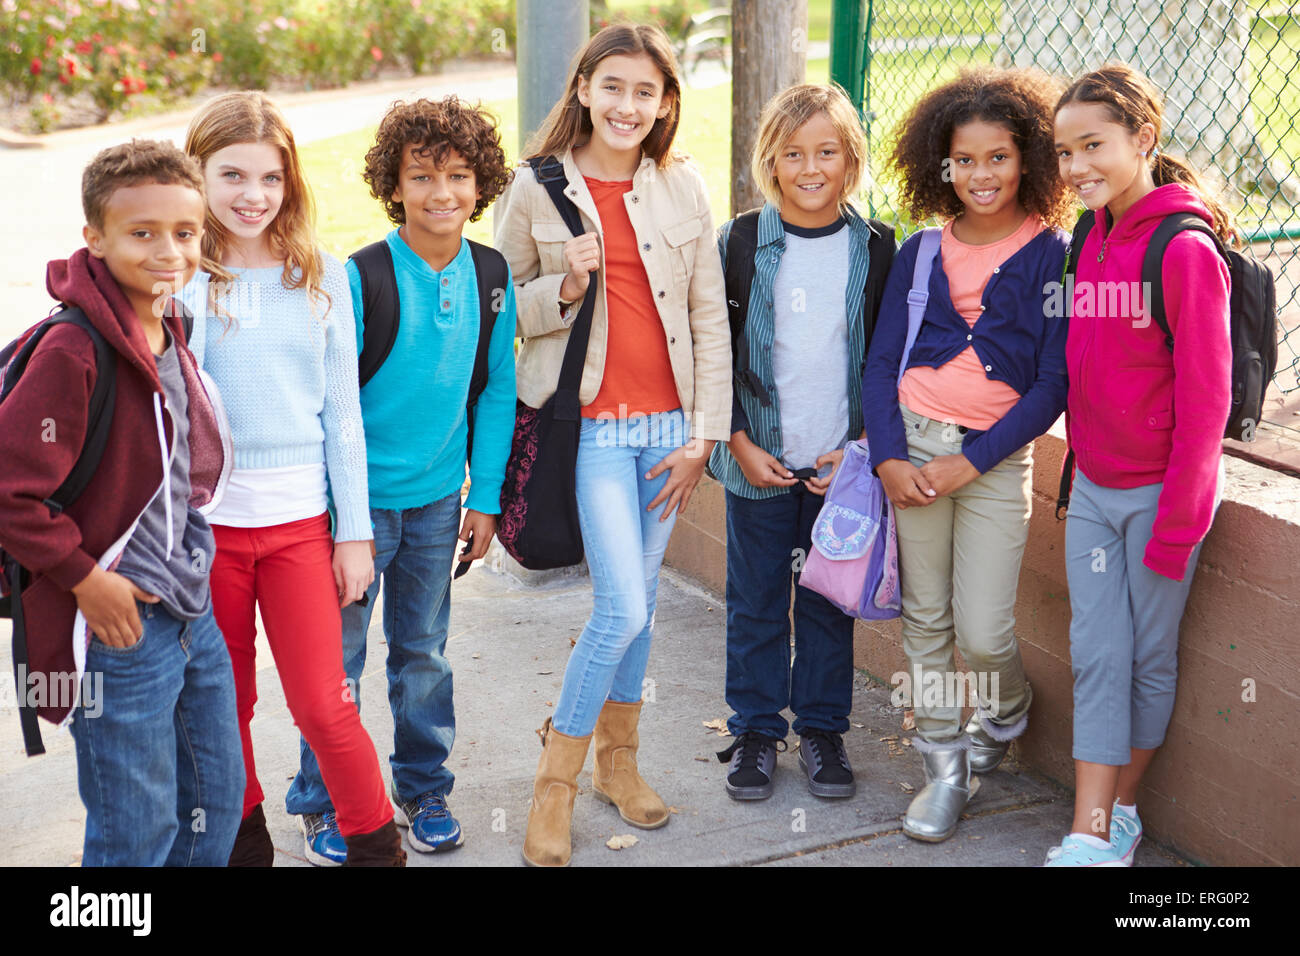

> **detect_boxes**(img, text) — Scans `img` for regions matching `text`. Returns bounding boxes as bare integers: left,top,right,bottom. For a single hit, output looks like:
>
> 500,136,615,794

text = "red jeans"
210,514,390,837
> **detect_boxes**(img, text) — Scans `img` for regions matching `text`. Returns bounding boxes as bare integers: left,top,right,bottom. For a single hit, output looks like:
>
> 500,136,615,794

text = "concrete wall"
665,425,1300,866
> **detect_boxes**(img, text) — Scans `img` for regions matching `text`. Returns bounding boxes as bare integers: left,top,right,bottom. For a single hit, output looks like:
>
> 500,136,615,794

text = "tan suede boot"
522,717,592,867
591,700,669,830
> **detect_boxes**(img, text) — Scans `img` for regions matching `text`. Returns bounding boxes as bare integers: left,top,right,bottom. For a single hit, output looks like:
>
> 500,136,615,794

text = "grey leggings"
1064,470,1210,764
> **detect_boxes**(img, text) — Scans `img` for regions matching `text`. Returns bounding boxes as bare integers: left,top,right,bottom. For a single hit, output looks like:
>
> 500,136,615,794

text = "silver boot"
903,737,979,843
965,708,1028,774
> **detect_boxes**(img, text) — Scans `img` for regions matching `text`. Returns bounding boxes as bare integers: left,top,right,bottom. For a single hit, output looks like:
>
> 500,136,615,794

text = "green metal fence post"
829,0,866,119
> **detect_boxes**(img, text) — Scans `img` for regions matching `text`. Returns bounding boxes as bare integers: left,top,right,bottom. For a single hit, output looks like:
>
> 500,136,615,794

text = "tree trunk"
731,0,809,216
995,0,1298,205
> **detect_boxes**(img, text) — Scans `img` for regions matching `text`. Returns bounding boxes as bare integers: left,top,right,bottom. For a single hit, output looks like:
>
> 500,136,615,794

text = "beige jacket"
492,148,732,441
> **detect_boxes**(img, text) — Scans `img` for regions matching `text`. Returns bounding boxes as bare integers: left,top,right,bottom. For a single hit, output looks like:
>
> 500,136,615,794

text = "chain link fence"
852,0,1300,403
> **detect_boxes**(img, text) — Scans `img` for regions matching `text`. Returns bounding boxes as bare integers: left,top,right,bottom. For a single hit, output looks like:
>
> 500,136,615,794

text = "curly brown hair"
364,96,510,225
889,67,1073,229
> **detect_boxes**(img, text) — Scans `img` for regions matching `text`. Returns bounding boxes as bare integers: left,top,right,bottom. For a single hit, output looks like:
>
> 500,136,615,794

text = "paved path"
0,63,519,342
0,549,1185,868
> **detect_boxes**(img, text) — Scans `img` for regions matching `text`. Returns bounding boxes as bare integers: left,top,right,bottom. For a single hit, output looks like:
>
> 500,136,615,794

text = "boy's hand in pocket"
71,566,157,648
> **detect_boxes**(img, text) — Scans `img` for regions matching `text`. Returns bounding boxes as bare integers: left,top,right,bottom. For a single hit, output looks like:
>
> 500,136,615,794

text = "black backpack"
1056,209,1278,517
722,209,896,408
349,239,508,465
1,308,118,758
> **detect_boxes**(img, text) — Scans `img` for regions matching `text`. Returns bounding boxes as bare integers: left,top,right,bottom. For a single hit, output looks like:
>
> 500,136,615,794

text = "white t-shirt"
209,463,328,528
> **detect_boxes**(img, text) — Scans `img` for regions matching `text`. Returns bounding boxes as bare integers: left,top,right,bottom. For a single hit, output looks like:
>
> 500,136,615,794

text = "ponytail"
1151,151,1237,247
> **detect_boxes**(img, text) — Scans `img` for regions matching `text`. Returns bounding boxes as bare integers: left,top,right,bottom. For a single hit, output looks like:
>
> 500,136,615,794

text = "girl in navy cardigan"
861,67,1073,844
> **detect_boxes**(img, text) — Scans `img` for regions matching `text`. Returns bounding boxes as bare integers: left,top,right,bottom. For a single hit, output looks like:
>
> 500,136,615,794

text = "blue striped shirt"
708,202,891,499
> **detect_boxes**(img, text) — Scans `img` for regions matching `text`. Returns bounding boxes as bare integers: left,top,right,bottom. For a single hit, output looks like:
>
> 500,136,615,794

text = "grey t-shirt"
771,217,852,473
115,330,216,620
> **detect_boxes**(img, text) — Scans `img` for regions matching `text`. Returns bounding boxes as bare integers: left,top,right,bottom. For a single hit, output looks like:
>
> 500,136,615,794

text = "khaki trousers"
894,404,1034,742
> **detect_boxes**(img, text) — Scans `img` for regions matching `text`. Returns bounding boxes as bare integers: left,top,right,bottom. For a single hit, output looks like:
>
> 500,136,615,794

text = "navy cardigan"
861,225,1070,474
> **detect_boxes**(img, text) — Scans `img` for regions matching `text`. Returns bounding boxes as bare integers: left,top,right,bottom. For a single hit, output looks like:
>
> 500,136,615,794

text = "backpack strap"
464,239,509,467
1142,213,1225,353
1064,209,1095,289
1,306,112,757
1056,211,1096,519
350,240,400,388
861,220,896,350
527,155,598,421
1,308,116,515
722,209,769,406
900,228,942,383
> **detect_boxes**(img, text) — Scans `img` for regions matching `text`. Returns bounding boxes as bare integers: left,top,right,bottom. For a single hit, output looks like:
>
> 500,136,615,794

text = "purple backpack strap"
898,227,942,383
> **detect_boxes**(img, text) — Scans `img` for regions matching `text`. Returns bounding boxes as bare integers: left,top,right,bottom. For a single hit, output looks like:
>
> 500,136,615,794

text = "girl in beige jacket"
493,23,730,867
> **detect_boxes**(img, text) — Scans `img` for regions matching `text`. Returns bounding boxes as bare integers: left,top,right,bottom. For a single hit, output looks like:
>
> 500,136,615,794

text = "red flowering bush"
1,0,516,132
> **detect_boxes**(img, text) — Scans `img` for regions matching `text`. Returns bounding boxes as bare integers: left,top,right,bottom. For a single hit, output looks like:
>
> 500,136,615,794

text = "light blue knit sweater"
180,254,372,542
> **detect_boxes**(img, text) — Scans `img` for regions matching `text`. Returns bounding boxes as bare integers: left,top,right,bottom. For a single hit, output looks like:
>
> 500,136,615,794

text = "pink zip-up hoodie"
1066,183,1231,581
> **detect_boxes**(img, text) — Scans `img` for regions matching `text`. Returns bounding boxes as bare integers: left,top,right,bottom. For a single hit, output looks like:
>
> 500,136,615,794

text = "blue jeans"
550,410,687,737
724,484,856,738
70,602,243,866
287,492,461,811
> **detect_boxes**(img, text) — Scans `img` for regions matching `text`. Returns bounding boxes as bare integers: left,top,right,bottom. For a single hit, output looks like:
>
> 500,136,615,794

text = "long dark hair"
525,23,684,168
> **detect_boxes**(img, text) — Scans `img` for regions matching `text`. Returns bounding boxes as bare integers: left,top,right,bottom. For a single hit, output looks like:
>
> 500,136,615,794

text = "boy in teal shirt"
287,96,516,863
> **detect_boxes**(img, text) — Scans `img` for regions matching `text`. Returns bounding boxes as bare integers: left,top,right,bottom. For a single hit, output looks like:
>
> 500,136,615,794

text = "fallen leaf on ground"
901,709,916,731
471,653,481,659
693,756,709,762
879,735,899,742
901,737,912,748
852,722,864,728
702,719,731,737
668,806,682,814
606,834,639,850
899,782,915,794
537,670,552,675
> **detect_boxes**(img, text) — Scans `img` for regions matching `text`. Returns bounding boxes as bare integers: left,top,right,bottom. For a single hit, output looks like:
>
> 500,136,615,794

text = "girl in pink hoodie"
1049,65,1234,866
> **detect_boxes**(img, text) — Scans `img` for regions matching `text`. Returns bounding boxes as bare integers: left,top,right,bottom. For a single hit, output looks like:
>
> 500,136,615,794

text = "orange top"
897,215,1042,430
580,177,680,419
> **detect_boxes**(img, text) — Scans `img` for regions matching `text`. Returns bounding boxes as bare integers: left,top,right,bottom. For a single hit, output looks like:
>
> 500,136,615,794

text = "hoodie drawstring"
152,393,174,555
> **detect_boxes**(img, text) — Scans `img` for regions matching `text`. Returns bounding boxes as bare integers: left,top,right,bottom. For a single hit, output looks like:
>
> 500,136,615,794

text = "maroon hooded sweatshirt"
0,248,230,726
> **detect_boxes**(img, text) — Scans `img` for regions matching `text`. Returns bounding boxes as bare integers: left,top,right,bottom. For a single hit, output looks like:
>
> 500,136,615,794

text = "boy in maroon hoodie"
0,140,243,866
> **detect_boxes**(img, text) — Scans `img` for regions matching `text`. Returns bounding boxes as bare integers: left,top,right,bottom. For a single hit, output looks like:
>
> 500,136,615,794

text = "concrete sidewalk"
0,548,1186,868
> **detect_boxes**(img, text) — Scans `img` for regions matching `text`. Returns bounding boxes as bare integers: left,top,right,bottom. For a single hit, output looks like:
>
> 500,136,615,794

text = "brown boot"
342,819,407,867
592,700,669,829
227,803,274,867
522,717,591,867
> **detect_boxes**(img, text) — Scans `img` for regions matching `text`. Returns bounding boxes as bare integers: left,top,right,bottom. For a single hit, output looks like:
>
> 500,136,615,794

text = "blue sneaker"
391,785,464,853
1109,803,1142,866
1044,834,1127,867
299,811,346,867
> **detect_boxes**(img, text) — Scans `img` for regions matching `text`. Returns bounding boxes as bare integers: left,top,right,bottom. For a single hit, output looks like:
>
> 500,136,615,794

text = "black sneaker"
798,729,856,798
716,733,787,801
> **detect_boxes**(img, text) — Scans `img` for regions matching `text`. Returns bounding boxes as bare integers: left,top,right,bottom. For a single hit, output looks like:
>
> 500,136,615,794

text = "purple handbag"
798,228,941,620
